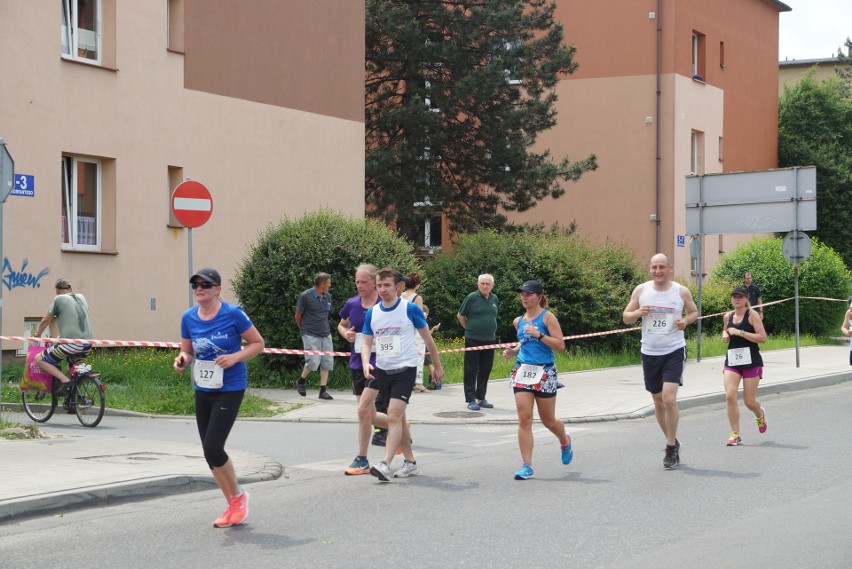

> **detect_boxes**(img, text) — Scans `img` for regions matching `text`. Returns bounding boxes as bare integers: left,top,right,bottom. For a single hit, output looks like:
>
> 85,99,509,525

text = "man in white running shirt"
623,253,698,469
359,268,445,481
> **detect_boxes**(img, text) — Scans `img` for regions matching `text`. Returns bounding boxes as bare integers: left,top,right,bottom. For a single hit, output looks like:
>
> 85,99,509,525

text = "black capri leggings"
195,389,244,469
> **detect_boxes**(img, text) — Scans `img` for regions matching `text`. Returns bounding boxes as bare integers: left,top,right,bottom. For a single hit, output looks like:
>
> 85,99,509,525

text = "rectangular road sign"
685,166,816,235
11,174,34,197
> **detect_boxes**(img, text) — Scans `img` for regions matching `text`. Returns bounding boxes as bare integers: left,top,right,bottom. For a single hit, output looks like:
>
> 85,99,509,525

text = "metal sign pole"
794,262,800,368
187,227,193,308
793,167,800,368
0,139,16,410
695,176,704,362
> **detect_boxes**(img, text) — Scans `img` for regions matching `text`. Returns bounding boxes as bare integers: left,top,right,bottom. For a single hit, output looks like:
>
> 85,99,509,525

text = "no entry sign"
171,181,213,228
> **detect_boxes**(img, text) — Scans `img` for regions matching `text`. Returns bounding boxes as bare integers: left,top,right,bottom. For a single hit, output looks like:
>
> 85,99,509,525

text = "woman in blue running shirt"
174,268,265,528
503,280,573,480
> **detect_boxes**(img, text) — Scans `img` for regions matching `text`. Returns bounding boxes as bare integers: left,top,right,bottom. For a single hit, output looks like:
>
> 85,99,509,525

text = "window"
692,31,705,80
401,208,443,251
167,0,185,53
690,130,704,175
62,0,101,64
168,166,185,227
719,41,726,69
419,79,441,113
502,38,523,85
718,136,724,163
61,156,101,250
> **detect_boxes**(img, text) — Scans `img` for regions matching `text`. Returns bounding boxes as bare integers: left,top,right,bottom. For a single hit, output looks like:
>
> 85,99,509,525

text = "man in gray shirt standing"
295,272,334,400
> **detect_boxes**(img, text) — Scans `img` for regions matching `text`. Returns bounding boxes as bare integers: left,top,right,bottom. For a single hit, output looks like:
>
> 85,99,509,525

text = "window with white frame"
61,0,101,64
61,156,101,250
691,31,705,80
690,130,705,175
502,38,523,85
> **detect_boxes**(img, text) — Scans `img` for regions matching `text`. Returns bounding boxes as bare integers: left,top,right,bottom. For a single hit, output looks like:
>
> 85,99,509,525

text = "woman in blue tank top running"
503,280,573,480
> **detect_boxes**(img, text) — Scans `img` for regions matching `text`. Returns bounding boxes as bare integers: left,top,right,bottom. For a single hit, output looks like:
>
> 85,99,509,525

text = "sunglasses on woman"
190,281,215,289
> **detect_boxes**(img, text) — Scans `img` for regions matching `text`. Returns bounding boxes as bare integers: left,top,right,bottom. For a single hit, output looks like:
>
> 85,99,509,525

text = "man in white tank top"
359,268,445,481
623,253,698,469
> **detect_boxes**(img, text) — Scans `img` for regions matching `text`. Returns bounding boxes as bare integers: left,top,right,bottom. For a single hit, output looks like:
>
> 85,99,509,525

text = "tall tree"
835,37,852,90
365,0,597,239
778,69,852,269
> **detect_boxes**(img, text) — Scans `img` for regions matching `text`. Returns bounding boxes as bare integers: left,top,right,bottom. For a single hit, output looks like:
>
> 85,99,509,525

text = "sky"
778,0,851,61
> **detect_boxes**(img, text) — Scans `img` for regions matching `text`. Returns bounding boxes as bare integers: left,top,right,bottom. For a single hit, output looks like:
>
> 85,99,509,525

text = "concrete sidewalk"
2,344,849,524
252,344,852,424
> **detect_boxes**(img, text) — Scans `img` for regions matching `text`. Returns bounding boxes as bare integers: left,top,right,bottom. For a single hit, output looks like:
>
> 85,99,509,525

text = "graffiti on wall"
2,257,50,290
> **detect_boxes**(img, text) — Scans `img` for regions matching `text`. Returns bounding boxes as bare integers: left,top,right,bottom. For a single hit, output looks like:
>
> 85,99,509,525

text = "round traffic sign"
782,230,812,265
171,181,212,228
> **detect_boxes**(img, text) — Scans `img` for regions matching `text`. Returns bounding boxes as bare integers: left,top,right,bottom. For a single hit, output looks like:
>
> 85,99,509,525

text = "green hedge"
233,210,417,385
679,277,738,337
421,230,643,352
711,236,851,336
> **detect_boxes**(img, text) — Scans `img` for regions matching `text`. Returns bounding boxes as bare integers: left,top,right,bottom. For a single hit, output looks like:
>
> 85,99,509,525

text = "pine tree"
365,0,597,240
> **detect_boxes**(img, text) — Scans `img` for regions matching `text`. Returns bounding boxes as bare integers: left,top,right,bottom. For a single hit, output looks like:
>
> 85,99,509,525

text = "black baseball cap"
190,268,221,286
731,286,749,297
516,280,544,294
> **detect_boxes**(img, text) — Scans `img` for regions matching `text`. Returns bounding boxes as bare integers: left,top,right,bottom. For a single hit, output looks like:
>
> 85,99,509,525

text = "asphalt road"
3,383,851,568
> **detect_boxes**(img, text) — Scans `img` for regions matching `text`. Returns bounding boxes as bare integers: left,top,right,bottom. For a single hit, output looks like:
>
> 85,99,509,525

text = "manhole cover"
434,411,484,419
80,452,197,464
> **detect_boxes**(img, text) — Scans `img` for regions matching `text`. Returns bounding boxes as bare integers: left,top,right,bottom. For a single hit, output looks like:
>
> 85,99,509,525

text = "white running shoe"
393,460,419,478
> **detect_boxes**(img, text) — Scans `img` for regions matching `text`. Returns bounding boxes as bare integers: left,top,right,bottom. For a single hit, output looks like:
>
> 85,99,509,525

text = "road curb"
0,459,284,525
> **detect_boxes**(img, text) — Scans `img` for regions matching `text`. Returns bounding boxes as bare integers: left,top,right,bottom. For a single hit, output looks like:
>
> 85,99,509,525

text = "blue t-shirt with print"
180,301,254,392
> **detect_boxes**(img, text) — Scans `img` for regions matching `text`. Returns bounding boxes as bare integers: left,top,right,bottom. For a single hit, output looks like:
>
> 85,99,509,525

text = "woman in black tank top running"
721,287,768,447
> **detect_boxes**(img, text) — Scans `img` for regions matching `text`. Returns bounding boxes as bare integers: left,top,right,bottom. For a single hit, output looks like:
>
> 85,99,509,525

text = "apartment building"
509,0,790,277
779,57,844,95
0,1,364,350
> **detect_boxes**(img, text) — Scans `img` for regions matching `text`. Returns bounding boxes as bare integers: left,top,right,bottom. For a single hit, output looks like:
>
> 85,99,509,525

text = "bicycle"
21,360,106,428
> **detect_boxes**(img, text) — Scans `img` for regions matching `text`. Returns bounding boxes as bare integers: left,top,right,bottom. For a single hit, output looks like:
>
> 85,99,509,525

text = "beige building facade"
779,57,845,95
0,1,364,350
509,0,790,277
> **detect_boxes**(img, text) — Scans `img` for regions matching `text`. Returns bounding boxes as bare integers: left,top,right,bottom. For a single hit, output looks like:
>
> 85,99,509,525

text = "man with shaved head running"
623,253,698,469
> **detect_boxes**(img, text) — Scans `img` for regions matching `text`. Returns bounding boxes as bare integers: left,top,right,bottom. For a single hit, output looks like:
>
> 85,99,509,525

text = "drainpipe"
655,0,662,253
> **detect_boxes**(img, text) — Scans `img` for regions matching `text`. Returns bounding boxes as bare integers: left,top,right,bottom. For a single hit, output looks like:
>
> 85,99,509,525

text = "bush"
233,210,418,386
712,236,851,336
421,229,643,352
679,277,738,337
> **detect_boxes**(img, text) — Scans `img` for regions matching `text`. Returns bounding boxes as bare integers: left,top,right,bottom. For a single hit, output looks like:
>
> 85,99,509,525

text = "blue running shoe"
561,436,573,465
514,463,534,480
344,456,370,475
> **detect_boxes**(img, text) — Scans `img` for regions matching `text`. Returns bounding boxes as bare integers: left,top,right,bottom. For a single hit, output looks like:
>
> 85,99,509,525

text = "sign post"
782,230,812,367
171,180,213,307
0,138,15,405
685,167,817,363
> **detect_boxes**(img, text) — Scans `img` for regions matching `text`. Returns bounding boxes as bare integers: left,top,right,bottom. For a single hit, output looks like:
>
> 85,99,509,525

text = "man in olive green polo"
457,274,499,410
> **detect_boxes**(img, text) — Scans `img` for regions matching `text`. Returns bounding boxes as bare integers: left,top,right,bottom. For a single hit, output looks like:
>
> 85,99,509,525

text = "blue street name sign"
11,174,34,197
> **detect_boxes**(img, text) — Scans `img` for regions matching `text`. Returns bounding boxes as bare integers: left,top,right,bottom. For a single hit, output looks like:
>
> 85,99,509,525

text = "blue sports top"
180,301,254,392
516,310,554,365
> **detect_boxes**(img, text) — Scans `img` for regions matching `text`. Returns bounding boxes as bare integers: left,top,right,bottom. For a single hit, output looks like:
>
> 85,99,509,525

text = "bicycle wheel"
22,388,58,423
73,375,105,427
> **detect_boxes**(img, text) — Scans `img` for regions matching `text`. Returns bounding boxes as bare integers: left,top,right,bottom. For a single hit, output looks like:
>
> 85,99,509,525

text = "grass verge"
0,333,827,417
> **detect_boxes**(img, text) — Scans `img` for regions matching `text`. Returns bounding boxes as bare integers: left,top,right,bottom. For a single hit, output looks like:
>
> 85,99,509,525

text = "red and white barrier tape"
2,295,846,357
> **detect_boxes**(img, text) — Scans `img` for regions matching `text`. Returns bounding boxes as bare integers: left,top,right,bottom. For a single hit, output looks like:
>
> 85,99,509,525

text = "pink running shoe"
726,432,742,446
756,407,767,433
214,491,249,528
